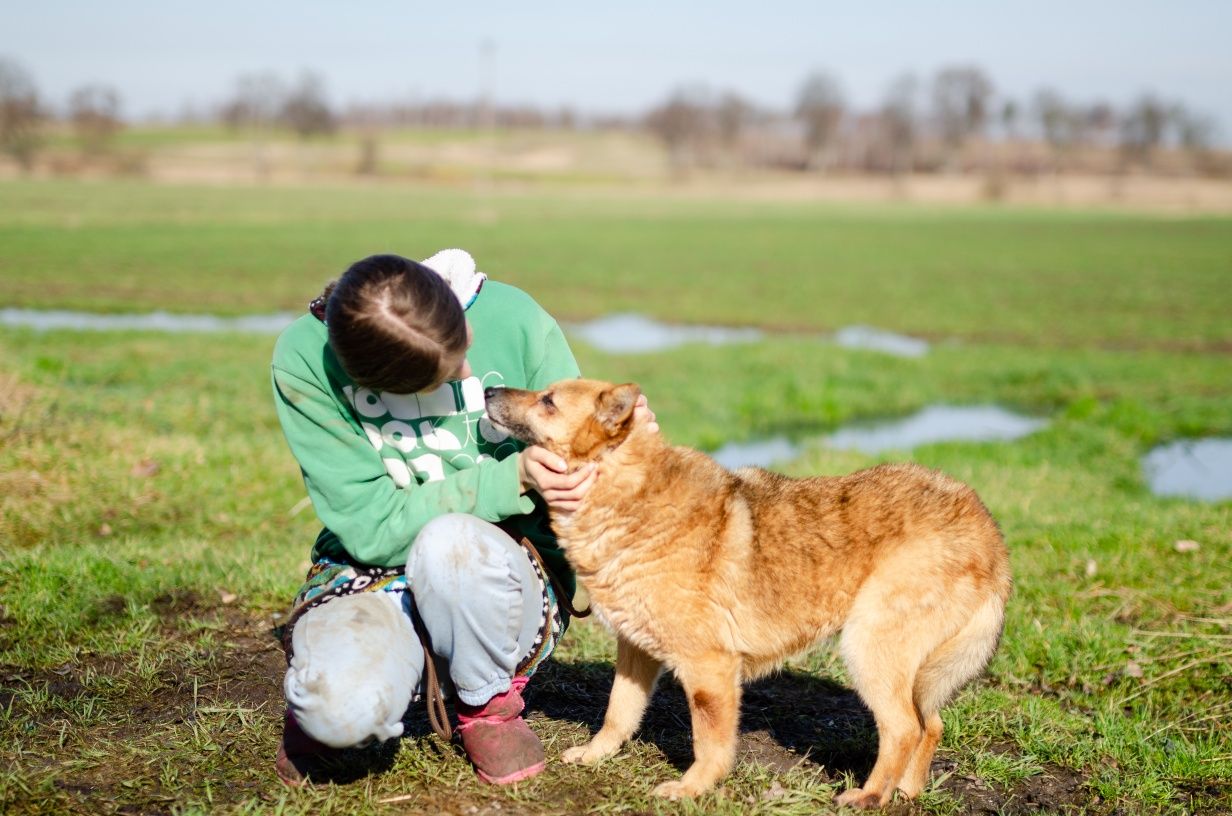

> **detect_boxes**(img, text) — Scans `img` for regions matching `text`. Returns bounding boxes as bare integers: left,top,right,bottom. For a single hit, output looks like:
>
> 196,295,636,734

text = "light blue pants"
283,514,546,748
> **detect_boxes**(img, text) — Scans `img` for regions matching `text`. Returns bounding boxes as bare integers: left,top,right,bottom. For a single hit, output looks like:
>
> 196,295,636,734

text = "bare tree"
795,71,845,171
1119,93,1169,169
220,72,285,131
880,73,918,176
1171,104,1212,150
68,84,123,156
931,66,993,169
644,86,716,173
1171,104,1220,174
715,91,756,155
1031,88,1080,171
0,57,45,173
1084,102,1116,148
280,72,336,138
356,130,380,175
1000,98,1020,141
220,72,285,179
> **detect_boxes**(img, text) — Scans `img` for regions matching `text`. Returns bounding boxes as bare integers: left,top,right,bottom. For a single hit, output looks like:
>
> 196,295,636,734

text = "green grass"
1,179,1230,350
1,178,1230,814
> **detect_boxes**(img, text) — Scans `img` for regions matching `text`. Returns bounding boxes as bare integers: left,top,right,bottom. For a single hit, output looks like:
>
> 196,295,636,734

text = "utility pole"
475,38,497,220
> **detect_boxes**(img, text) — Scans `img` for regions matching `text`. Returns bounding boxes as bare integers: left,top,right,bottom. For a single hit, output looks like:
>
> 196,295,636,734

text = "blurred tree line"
0,55,1225,179
642,67,1224,177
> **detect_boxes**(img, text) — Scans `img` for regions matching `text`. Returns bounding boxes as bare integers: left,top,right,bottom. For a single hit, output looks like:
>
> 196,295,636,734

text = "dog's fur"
485,379,1012,807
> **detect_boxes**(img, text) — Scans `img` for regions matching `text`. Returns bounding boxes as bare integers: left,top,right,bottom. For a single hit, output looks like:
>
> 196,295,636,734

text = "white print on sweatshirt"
343,372,515,486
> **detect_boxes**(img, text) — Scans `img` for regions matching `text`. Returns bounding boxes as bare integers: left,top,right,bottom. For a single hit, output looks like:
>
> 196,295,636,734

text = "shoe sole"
275,763,308,787
477,760,546,785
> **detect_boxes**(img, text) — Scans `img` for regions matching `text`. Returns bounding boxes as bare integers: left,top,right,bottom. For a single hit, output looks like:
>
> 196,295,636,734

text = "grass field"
2,180,1230,350
1,178,1230,815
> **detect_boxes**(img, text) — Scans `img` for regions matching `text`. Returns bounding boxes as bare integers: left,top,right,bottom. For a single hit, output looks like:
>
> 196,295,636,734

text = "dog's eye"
540,393,555,410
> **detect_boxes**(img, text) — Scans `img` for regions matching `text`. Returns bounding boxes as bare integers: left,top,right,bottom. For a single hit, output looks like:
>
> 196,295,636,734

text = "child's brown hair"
323,254,468,394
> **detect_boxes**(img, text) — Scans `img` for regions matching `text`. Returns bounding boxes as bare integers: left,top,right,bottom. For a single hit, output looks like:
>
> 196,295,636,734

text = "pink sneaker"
455,677,545,785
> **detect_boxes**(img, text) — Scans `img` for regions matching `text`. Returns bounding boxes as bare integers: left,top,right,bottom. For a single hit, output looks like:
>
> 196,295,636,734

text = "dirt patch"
148,604,287,726
52,779,181,816
531,660,1100,815
927,753,1093,816
1175,778,1232,816
0,607,1176,815
149,588,208,619
3,599,286,734
1,663,91,710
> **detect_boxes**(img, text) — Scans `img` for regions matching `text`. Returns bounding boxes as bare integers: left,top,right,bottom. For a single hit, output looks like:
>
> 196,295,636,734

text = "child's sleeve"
272,366,535,568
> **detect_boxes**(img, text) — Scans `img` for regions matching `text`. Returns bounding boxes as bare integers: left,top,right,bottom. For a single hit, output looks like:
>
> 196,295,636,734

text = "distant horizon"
7,0,1230,141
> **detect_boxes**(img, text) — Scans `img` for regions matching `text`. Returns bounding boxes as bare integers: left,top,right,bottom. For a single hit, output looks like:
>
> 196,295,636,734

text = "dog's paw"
834,786,883,809
652,779,701,799
561,744,607,765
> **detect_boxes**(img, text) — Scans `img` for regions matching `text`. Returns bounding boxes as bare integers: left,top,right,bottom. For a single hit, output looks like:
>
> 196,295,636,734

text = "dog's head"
484,378,642,466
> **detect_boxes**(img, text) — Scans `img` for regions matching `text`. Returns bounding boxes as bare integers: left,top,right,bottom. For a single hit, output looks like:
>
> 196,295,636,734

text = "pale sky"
6,0,1230,137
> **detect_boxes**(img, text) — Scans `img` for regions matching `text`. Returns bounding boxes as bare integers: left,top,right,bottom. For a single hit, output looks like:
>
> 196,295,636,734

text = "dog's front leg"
562,636,661,765
652,652,742,799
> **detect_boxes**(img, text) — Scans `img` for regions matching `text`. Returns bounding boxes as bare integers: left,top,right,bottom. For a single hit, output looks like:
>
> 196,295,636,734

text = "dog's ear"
596,382,641,436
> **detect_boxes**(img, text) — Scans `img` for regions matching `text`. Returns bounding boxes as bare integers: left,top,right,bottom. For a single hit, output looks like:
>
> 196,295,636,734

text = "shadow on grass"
527,658,877,779
524,660,1100,814
282,740,403,786
291,655,877,787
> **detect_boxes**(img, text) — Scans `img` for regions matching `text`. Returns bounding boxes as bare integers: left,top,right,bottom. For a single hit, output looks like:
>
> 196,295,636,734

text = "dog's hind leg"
897,711,943,799
835,616,931,809
652,651,742,799
898,595,1006,797
562,637,662,765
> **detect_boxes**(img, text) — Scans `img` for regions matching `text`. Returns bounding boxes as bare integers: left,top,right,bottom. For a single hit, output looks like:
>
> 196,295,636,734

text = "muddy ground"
0,598,1153,814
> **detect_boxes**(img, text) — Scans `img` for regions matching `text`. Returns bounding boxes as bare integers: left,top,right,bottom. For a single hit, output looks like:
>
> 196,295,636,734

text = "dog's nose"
484,387,502,400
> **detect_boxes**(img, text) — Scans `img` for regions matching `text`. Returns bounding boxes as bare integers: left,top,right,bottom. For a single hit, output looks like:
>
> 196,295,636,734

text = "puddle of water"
566,313,763,354
5,308,932,364
568,314,928,358
0,308,296,335
1142,438,1232,502
834,325,929,358
710,436,801,470
708,405,1047,469
825,405,1047,454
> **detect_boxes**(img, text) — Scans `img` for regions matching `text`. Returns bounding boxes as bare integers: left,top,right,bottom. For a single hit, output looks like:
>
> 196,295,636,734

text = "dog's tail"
912,593,1006,716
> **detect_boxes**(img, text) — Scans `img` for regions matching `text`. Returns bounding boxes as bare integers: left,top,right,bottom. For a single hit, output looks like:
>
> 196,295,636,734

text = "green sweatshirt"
271,280,579,596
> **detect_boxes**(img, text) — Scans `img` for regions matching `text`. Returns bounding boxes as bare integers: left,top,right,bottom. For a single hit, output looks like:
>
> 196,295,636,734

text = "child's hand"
519,446,598,513
634,394,659,433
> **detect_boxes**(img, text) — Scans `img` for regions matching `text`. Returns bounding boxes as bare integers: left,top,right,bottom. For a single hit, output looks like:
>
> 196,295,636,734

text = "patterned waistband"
281,546,563,680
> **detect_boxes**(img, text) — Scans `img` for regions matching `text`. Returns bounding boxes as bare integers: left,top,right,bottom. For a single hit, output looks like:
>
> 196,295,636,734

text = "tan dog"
484,379,1011,808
